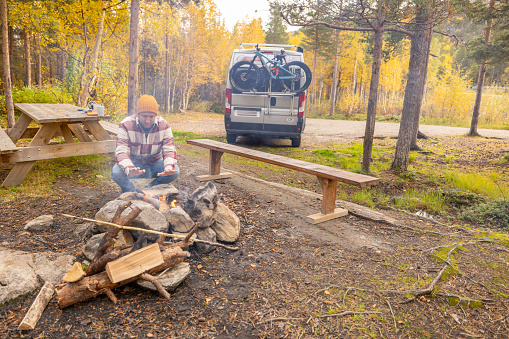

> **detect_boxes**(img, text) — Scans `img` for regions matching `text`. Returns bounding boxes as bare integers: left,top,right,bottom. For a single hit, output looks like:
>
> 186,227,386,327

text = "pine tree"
265,1,288,44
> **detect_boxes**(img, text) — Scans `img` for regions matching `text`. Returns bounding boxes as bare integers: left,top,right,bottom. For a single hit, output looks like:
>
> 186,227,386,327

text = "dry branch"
86,203,142,276
60,213,239,251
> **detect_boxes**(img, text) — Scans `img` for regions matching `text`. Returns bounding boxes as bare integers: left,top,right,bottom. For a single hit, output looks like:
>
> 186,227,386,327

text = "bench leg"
306,176,348,224
196,150,232,181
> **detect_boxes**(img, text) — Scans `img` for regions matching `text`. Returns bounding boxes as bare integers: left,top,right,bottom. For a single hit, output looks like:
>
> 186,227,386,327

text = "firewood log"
55,245,189,308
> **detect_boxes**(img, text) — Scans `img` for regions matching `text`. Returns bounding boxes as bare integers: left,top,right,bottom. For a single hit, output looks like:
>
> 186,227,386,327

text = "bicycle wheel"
281,61,312,93
229,61,261,93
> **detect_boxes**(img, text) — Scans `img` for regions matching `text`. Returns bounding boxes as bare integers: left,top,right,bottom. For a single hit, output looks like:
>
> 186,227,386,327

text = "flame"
159,195,166,202
170,199,177,208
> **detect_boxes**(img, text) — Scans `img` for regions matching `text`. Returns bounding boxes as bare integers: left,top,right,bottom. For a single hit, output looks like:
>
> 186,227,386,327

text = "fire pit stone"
94,200,168,241
135,262,190,292
195,227,217,254
166,206,195,233
184,182,219,229
142,183,179,200
211,202,241,243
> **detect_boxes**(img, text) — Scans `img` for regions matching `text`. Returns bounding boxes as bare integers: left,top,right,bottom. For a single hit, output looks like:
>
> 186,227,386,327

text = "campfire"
53,182,241,309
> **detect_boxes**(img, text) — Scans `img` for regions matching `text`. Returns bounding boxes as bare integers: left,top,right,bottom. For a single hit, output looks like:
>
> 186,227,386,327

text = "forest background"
0,0,508,130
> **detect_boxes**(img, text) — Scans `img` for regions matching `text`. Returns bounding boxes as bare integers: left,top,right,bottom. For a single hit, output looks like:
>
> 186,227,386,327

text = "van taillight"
298,92,305,117
225,89,232,114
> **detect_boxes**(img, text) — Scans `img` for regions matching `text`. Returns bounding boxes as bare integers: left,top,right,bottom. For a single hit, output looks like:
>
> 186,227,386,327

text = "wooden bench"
186,139,379,224
99,121,119,136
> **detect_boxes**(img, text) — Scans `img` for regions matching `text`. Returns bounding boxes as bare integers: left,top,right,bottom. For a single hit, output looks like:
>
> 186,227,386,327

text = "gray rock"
0,247,74,304
166,206,195,233
95,200,168,241
136,262,190,292
24,215,54,232
94,200,127,232
82,234,104,260
82,231,134,261
195,227,217,254
143,184,179,199
184,182,218,228
211,203,240,243
73,221,95,240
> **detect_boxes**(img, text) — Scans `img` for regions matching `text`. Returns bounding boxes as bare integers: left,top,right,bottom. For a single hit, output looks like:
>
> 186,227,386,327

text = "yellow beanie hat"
137,95,159,115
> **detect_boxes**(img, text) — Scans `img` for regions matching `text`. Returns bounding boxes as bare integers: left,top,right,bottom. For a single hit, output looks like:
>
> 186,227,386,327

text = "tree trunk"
35,34,42,87
164,33,170,113
329,31,340,116
24,26,32,87
349,45,359,116
128,0,140,116
469,0,495,137
362,7,385,174
1,0,15,128
310,47,317,105
390,5,431,172
78,8,105,107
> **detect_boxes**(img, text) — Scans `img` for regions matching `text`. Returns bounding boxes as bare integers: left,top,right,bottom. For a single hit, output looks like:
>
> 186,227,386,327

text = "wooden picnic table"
0,103,117,187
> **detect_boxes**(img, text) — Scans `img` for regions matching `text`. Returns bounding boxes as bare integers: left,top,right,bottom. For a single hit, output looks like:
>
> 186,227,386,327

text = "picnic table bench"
0,103,117,187
186,139,379,224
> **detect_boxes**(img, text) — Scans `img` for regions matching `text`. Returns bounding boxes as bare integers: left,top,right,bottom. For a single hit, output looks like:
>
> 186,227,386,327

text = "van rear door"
230,92,266,132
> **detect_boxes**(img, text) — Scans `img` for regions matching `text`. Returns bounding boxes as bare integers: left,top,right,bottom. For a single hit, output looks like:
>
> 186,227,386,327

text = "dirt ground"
1,115,509,338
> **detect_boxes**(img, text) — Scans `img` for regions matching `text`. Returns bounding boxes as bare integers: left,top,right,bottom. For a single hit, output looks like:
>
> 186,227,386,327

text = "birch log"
18,282,55,331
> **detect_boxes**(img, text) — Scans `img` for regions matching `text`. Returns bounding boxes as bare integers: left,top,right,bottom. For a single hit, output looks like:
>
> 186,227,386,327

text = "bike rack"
240,43,298,51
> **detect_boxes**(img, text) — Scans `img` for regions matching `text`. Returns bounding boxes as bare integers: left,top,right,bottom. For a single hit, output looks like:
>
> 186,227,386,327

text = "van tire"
226,133,237,144
291,136,301,147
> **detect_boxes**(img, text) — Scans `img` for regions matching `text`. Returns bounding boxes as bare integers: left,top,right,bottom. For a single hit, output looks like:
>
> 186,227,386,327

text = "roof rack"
240,43,298,51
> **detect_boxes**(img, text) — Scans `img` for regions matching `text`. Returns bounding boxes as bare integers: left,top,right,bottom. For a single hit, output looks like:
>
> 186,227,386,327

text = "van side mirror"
296,46,303,53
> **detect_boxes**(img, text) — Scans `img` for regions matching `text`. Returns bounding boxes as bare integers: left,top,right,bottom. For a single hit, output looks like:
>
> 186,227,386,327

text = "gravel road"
171,113,509,145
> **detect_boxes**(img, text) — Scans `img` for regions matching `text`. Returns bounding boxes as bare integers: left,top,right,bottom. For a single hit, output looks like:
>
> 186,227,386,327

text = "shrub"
459,199,509,230
0,85,74,116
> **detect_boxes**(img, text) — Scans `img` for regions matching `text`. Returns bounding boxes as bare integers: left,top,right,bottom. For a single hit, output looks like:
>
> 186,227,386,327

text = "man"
111,95,179,193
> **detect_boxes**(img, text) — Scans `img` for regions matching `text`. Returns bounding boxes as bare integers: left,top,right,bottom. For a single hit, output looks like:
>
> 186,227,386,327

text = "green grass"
352,188,389,208
444,171,509,200
392,189,449,215
0,154,114,200
172,130,201,144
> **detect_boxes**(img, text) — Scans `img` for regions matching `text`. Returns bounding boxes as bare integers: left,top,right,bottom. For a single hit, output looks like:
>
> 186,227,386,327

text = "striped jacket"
115,115,177,175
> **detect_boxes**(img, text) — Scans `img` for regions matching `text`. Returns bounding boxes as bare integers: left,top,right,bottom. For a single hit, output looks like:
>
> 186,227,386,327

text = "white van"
224,43,308,147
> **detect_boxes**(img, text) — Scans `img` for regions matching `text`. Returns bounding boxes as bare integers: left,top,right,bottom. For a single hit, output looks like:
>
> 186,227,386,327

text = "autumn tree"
1,0,14,127
265,1,289,44
280,0,413,173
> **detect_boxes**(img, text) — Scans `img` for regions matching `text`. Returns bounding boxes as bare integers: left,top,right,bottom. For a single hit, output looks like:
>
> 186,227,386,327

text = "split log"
55,245,189,308
18,282,55,330
86,203,142,276
62,262,86,283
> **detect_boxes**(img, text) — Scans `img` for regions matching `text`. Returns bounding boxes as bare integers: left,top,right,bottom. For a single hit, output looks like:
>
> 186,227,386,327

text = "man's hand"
128,167,146,177
157,168,177,177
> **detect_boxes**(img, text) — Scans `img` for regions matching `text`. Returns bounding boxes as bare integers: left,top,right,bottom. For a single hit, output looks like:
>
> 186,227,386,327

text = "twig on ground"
319,311,382,319
258,317,304,324
386,300,398,333
60,213,239,251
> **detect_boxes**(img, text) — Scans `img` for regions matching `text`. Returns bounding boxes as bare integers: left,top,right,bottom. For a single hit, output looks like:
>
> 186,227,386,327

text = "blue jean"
111,159,180,193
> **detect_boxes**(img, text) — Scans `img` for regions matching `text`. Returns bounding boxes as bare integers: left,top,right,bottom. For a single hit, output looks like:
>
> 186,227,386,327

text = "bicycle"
229,45,312,94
